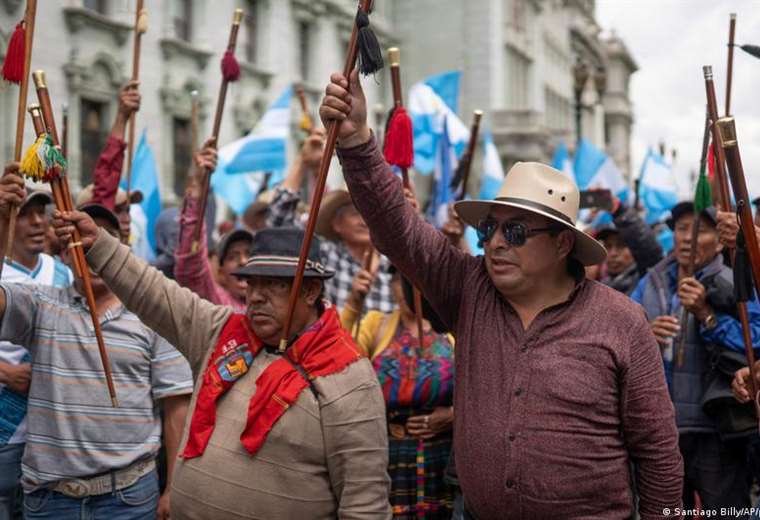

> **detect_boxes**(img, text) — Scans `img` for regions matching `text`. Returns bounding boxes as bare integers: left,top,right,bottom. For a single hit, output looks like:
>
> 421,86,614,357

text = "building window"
80,99,108,186
298,21,311,82
505,46,531,109
83,0,107,15
173,0,193,42
244,0,259,64
173,117,192,197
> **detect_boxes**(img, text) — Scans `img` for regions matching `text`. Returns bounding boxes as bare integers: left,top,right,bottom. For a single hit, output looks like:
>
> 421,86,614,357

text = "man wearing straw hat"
319,71,683,518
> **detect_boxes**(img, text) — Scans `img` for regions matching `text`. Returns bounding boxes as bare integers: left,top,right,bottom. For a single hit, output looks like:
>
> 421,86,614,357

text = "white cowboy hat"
454,162,607,266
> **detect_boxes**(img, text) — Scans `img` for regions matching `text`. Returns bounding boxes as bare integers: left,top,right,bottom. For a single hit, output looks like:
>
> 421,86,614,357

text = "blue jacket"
631,254,760,433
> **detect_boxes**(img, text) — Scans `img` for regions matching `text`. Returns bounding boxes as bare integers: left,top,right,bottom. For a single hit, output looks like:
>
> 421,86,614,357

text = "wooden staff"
296,85,314,135
280,0,377,352
726,13,737,116
31,71,119,408
351,246,378,341
124,0,147,201
61,103,69,158
715,116,760,408
0,0,37,276
675,111,710,367
190,90,199,157
704,66,757,402
192,8,244,253
455,110,484,202
387,47,425,344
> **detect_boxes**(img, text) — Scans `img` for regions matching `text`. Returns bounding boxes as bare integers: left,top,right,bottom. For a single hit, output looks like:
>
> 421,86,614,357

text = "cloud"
597,0,760,197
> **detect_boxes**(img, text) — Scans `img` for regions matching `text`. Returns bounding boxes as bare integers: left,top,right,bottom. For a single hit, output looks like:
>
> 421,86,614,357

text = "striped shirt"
0,254,72,446
0,283,193,492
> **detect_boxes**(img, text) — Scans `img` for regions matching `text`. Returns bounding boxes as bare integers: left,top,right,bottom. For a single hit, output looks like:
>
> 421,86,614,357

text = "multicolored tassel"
20,133,67,182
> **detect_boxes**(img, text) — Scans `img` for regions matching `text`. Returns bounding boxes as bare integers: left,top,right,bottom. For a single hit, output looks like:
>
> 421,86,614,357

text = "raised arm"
320,71,476,328
612,202,663,275
92,81,139,210
54,210,231,373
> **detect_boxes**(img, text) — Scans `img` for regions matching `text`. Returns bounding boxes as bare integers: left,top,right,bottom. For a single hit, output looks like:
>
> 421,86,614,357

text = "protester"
320,70,682,519
174,139,252,311
241,191,272,233
596,196,663,295
51,203,392,518
343,266,455,518
75,80,142,245
153,206,180,279
267,130,397,313
0,164,72,520
631,201,760,512
0,172,192,519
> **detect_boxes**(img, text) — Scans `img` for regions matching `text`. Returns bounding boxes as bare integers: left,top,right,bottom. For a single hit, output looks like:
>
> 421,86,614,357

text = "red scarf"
183,306,362,459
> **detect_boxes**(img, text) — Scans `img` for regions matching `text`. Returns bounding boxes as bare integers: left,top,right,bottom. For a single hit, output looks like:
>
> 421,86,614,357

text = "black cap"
217,228,254,263
667,201,718,230
20,189,53,211
595,224,619,241
232,227,334,279
79,203,120,234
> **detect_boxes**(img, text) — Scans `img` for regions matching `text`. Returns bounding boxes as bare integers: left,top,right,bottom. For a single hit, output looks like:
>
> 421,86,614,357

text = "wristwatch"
703,313,718,330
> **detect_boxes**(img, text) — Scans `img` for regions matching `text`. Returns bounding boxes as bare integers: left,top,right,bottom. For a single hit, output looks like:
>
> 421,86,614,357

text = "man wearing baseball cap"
319,70,682,518
48,202,391,517
0,163,72,519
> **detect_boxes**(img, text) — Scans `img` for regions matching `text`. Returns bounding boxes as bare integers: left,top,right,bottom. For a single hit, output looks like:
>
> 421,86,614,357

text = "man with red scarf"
49,205,391,518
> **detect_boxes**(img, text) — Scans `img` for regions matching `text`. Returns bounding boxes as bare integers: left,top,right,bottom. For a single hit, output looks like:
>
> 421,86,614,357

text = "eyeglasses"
475,218,562,247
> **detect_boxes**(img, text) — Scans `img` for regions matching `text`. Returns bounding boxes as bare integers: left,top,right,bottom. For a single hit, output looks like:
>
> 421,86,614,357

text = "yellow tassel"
20,134,45,181
136,8,148,34
300,112,313,133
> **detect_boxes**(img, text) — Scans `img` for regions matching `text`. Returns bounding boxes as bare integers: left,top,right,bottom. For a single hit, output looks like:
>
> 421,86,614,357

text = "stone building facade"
0,0,635,206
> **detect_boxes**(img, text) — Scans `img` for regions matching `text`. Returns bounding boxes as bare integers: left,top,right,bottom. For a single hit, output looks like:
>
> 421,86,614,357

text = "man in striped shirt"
0,166,72,520
0,177,193,519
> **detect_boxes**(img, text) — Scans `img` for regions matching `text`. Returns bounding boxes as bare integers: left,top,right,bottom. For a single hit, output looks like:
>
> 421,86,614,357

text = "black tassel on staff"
279,0,383,352
450,110,484,202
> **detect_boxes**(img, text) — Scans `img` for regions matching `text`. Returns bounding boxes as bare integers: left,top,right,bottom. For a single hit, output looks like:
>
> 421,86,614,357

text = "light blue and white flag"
428,117,457,228
638,148,679,224
573,138,629,202
224,85,292,179
122,130,160,261
408,72,468,175
477,130,505,200
551,142,575,180
211,143,267,216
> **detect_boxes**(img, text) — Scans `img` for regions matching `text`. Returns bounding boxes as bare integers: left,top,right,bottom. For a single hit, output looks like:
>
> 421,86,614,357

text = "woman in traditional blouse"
343,266,455,519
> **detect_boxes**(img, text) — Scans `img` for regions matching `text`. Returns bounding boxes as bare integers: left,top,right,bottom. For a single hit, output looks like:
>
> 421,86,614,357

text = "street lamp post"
573,59,590,144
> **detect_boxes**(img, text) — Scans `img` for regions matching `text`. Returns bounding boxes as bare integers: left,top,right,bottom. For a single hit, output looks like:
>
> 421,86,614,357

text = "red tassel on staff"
383,106,413,168
2,22,25,83
221,50,240,81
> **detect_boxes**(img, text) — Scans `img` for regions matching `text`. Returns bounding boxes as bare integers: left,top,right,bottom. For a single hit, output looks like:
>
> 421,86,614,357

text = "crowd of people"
0,71,759,520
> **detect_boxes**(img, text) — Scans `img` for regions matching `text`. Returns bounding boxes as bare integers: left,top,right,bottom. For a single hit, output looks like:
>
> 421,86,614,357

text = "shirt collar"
6,256,43,278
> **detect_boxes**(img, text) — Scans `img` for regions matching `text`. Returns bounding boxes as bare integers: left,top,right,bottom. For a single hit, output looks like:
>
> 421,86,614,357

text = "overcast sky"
596,0,760,197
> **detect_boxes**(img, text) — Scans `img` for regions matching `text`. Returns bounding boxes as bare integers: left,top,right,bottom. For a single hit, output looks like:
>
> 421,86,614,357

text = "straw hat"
315,190,353,242
454,162,607,266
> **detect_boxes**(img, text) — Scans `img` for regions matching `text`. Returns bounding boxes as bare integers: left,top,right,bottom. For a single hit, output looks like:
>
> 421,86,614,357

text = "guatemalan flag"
551,142,575,180
122,129,160,262
573,138,629,202
408,71,469,175
638,148,679,224
477,130,505,200
212,85,293,215
428,116,457,228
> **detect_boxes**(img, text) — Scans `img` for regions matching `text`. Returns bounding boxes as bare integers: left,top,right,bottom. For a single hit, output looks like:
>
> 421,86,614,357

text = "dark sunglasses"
476,218,563,247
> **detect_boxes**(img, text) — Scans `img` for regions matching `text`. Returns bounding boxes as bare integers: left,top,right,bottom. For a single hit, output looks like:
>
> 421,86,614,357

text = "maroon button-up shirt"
337,137,683,519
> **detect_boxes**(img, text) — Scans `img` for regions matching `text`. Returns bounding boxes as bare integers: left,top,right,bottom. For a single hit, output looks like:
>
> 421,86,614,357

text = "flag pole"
124,0,147,201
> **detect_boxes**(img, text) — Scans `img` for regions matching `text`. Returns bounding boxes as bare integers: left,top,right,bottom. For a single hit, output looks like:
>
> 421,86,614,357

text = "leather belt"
51,459,155,498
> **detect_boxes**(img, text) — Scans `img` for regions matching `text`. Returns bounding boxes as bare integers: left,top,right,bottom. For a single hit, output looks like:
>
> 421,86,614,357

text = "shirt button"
505,480,514,488
514,388,523,396
508,433,516,441
520,344,529,352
